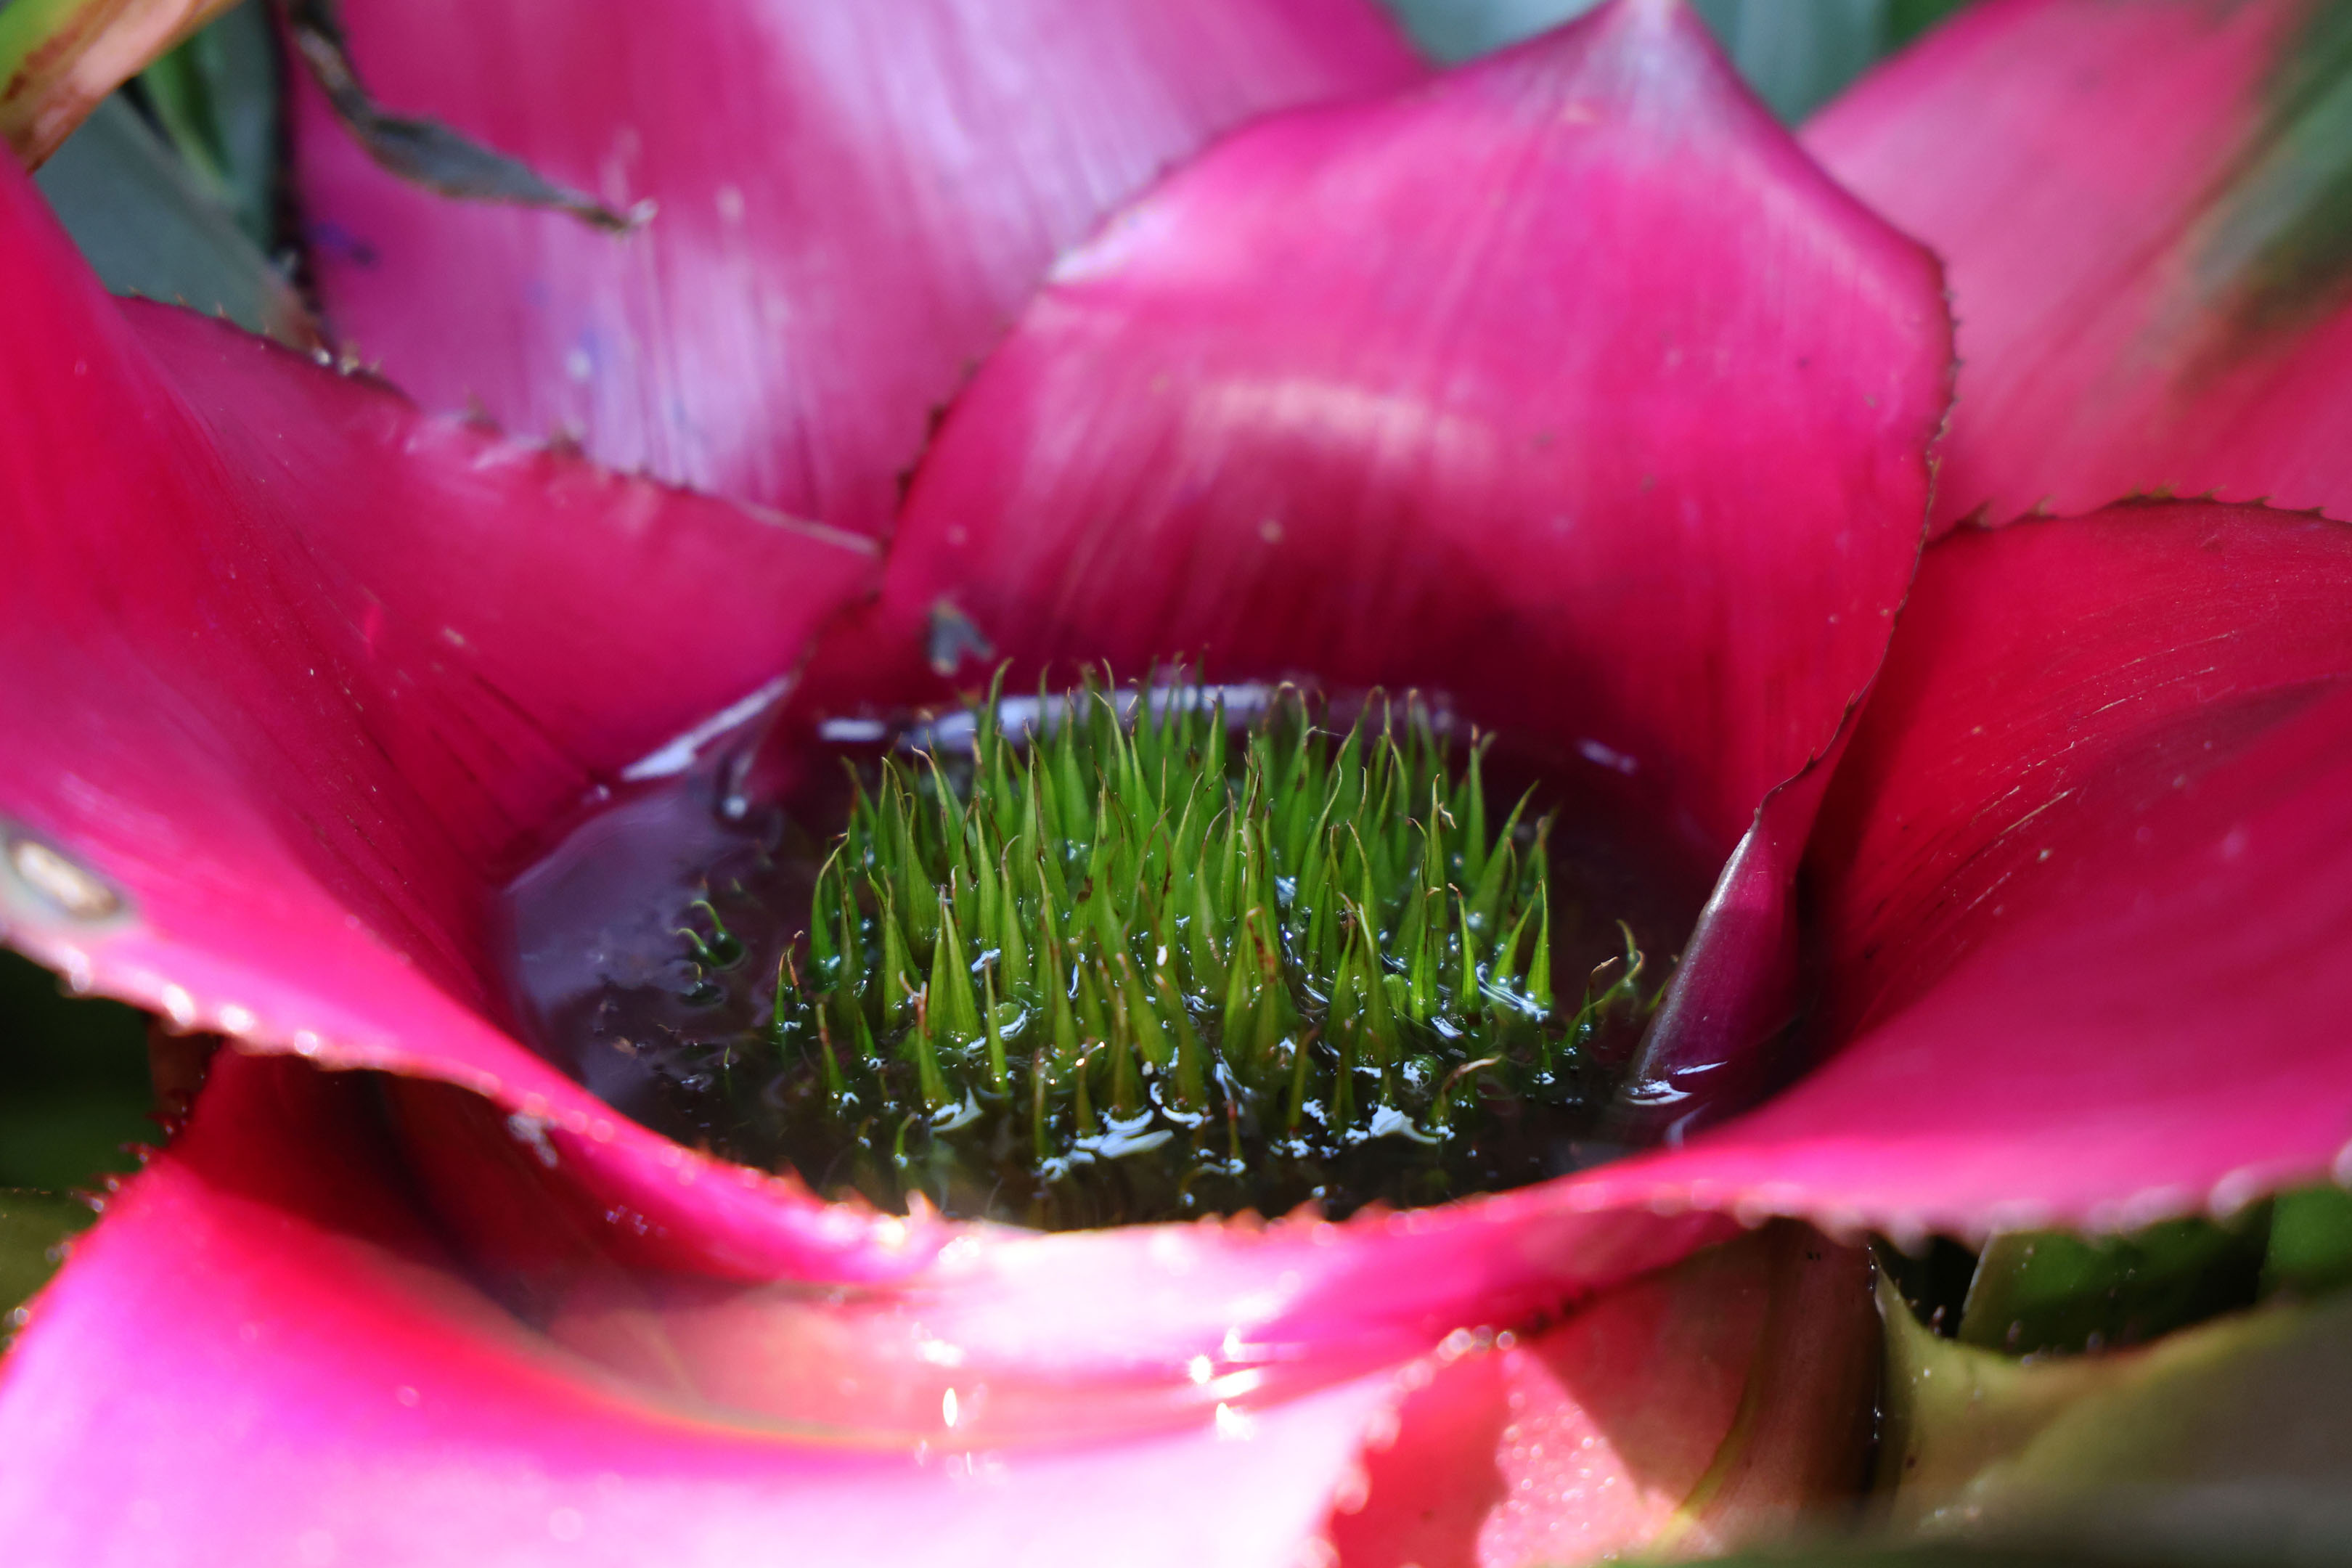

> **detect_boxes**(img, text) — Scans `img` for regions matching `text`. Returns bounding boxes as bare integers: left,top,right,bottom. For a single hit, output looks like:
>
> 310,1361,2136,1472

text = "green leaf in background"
1376,0,1603,62
2262,1185,2352,1299
1956,1215,2272,1357
132,0,278,249
1880,1271,2352,1560
0,949,154,1195
1920,1185,2352,1361
2205,0,2352,345
33,91,315,348
1694,0,1887,121
0,1189,97,1333
1376,0,1975,121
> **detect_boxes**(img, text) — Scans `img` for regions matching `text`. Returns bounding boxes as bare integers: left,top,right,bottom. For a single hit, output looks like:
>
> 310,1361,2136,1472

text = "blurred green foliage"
0,1189,97,1333
131,0,279,249
0,950,152,1193
1380,0,1975,118
1890,1188,2352,1362
1958,1218,2273,1358
0,950,151,1319
2263,1185,2352,1298
33,94,310,343
1880,1271,2352,1561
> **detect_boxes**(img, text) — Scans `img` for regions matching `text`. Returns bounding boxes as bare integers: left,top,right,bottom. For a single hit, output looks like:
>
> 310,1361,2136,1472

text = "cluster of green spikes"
750,671,1649,1222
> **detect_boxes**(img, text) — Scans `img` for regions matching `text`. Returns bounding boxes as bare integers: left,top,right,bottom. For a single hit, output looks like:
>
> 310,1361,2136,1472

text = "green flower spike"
751,669,1657,1228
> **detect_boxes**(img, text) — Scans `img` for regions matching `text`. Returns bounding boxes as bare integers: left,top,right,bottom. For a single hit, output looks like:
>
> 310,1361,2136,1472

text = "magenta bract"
3,0,2351,1561
290,0,1424,534
1617,502,2352,1242
0,1054,1411,1567
1808,0,2352,529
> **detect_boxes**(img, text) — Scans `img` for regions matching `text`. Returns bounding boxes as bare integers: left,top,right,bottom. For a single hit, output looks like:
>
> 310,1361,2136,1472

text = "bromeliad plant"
723,674,1643,1224
4,0,2352,1564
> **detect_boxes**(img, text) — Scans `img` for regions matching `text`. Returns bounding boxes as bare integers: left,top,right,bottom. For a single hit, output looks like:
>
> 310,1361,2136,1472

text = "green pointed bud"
929,889,981,1046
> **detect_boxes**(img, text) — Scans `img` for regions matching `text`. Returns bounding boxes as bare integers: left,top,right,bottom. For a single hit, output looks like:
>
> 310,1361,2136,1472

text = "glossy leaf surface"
288,0,1424,532
1585,504,2352,1239
865,0,1946,854
1328,1225,1876,1568
2,1,1926,1342
0,151,889,1277
1809,0,2352,528
18,2,1946,1287
0,1053,1407,1567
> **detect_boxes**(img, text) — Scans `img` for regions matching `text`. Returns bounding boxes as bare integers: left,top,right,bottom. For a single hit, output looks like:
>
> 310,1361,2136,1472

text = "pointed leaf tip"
1809,0,2352,526
868,0,1948,857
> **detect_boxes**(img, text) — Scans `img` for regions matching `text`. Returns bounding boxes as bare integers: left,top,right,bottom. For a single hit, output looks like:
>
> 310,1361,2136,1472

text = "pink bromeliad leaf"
0,1051,1410,1568
0,1050,1875,1567
9,0,1912,1360
862,0,1943,851
1808,0,2352,530
0,150,904,1280
1583,502,2352,1241
1328,1225,1877,1568
287,0,1424,534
